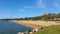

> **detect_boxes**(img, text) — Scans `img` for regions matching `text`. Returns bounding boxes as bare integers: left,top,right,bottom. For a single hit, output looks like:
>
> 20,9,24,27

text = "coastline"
9,20,60,34
10,20,60,28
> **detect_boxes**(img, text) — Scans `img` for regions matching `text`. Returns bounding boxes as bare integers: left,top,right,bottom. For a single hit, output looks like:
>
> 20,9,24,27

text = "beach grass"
35,25,60,34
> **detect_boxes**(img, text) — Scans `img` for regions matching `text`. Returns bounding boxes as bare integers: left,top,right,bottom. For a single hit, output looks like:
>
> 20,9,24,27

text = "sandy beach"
10,20,60,28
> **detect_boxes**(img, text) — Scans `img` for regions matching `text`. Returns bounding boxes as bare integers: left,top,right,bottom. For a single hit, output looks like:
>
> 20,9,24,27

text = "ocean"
0,20,33,34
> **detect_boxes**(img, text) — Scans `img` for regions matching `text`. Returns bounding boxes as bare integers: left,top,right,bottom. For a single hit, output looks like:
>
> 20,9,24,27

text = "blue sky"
0,0,60,18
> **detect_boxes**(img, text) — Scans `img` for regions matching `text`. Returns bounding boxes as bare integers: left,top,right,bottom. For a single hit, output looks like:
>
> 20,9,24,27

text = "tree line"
13,13,60,20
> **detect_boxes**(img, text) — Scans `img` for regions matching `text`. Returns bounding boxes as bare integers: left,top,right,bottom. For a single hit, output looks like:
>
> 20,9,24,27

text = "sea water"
0,20,33,34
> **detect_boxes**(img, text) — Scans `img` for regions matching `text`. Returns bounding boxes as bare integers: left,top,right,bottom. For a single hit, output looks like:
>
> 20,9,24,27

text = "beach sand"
10,20,60,28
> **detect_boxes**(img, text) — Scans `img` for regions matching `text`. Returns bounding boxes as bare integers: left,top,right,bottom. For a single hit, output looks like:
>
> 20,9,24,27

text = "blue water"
0,20,33,34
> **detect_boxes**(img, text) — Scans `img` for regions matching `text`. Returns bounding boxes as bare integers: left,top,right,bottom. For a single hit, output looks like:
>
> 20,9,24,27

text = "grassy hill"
35,25,60,34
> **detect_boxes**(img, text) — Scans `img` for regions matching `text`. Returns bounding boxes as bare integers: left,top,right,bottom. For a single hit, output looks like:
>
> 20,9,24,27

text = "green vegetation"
18,13,60,20
35,25,60,34
10,13,60,20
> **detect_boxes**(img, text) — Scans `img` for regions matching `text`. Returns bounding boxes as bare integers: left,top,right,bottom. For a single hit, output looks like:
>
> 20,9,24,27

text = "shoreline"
10,20,60,28
10,20,60,34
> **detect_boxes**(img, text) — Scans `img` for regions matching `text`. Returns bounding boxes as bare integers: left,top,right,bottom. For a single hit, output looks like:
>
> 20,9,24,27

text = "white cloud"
23,5,40,9
18,9,26,12
23,6,31,8
54,2,60,9
36,0,46,9
54,3,59,7
36,0,60,10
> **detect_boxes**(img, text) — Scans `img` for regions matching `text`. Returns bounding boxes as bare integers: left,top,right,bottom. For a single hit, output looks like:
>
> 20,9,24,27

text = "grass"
35,25,60,34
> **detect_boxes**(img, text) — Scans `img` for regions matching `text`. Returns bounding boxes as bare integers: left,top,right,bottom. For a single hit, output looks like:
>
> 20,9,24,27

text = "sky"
0,0,60,18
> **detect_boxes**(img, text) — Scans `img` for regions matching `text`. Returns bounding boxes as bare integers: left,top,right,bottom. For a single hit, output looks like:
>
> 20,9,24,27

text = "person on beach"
46,19,48,22
43,18,48,22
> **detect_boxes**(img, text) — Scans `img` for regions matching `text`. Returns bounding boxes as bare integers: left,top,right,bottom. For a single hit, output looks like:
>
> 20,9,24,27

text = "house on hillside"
54,18,60,21
42,13,60,21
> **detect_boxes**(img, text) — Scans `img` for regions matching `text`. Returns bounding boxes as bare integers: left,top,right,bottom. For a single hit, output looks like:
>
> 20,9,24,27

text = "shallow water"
0,20,33,34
